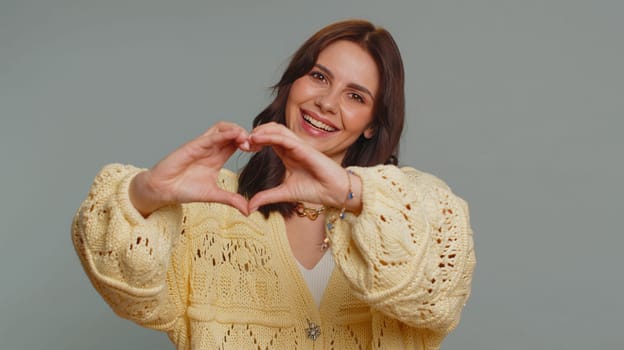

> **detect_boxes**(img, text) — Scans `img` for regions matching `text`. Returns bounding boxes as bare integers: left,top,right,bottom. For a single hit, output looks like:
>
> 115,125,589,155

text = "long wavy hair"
238,19,405,218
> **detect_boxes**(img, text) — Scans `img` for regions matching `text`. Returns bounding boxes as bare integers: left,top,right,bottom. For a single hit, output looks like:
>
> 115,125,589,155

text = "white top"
295,249,335,307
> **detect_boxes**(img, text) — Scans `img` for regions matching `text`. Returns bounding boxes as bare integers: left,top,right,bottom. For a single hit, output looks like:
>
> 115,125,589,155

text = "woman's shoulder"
399,166,454,192
357,164,455,194
397,166,470,219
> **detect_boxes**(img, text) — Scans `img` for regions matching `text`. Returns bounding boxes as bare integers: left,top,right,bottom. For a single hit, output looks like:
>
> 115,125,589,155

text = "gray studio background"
1,0,622,349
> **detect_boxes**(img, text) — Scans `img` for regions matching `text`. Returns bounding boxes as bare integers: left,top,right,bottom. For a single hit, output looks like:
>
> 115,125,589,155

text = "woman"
72,19,475,349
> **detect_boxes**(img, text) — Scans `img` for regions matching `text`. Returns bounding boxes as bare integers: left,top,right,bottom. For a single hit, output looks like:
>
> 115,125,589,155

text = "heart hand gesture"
130,121,361,217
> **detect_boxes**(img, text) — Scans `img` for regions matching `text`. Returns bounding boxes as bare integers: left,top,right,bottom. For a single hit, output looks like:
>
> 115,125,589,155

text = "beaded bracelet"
322,169,354,250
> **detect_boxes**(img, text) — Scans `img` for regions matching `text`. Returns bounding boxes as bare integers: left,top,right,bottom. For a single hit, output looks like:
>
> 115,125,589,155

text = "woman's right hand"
129,122,251,217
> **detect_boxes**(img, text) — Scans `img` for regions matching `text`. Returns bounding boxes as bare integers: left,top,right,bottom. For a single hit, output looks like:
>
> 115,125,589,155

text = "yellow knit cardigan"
72,163,475,349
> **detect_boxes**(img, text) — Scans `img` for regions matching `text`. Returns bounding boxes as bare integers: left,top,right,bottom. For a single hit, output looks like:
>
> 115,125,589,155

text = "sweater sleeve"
71,164,191,347
327,165,476,336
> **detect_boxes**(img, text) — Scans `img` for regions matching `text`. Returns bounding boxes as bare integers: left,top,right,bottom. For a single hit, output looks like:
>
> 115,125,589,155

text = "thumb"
248,185,291,213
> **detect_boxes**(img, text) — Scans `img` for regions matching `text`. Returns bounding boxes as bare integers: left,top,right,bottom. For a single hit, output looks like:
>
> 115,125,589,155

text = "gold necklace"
294,202,326,221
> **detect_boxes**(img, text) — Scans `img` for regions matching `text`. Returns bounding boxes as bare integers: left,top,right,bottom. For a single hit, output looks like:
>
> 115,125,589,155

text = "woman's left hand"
247,122,361,213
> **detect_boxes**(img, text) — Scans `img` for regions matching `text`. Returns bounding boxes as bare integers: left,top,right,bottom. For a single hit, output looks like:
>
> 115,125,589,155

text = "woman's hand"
247,122,362,213
130,122,251,216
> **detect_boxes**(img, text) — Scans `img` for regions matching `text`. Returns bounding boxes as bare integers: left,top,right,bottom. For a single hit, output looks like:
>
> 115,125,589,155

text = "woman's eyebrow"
314,63,375,99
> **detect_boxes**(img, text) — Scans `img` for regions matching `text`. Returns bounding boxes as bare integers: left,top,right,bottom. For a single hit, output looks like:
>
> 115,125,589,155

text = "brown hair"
238,19,405,217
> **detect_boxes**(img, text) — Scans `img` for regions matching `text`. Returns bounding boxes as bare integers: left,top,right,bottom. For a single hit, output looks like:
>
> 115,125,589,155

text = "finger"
238,140,251,152
192,128,249,156
248,185,292,213
205,188,250,216
157,129,248,177
202,121,248,136
248,132,299,152
251,122,296,138
248,123,303,154
249,132,322,169
238,135,258,153
249,121,285,132
242,140,263,153
200,124,250,151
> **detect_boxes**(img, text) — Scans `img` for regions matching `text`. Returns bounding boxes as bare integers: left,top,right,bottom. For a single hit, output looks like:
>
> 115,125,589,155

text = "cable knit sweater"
72,163,475,349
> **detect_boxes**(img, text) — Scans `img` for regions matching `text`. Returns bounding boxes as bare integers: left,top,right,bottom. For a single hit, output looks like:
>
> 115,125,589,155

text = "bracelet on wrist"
323,169,354,249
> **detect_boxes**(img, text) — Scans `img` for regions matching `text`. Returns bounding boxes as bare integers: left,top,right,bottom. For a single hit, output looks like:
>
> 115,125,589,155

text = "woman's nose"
315,90,339,114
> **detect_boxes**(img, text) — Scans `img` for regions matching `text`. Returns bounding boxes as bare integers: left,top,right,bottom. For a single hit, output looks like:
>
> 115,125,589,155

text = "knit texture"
72,163,475,349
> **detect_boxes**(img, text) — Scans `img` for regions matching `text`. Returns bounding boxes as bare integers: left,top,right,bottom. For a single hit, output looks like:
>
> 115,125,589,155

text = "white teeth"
303,114,337,132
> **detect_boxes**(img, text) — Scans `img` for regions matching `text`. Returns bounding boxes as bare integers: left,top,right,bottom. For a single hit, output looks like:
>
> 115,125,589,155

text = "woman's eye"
349,93,365,103
310,71,327,82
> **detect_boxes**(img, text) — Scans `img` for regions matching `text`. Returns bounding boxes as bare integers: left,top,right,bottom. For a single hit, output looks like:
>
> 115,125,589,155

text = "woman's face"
285,40,379,163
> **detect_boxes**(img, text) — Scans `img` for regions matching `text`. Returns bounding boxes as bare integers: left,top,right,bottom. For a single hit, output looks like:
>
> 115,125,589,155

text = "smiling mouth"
302,113,337,132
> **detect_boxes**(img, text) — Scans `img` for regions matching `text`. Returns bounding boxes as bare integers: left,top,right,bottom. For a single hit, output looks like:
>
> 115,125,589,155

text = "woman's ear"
363,126,375,139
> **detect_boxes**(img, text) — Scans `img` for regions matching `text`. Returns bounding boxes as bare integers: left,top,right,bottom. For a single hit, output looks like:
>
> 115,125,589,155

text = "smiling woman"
72,19,475,350
285,40,378,162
